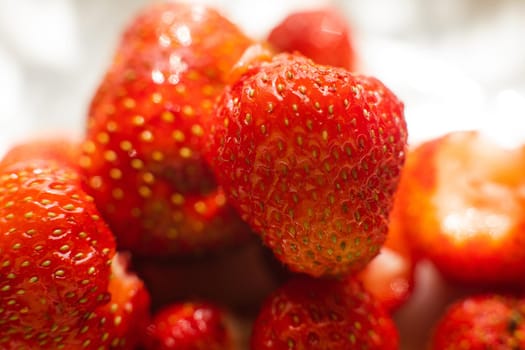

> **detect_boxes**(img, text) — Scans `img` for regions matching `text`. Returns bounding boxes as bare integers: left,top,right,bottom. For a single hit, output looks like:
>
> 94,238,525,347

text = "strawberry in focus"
144,301,240,350
0,159,116,347
431,294,525,349
80,2,254,257
251,276,399,350
398,130,525,286
206,53,407,278
267,8,356,70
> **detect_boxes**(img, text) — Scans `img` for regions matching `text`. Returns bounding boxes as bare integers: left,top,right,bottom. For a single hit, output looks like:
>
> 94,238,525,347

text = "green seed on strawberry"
250,276,399,349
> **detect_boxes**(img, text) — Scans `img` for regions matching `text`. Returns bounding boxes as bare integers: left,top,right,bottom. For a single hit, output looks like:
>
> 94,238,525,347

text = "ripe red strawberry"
0,159,116,347
0,137,79,168
59,253,151,349
397,130,525,286
80,2,254,257
206,53,407,277
251,276,399,350
431,294,525,349
358,194,415,312
267,8,356,70
144,301,240,350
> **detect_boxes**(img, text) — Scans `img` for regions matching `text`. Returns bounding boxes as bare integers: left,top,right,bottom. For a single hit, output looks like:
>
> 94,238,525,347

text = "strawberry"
397,130,525,286
431,294,525,349
250,276,399,350
358,194,415,312
80,2,254,257
0,137,79,168
267,8,356,70
0,159,116,347
144,301,240,350
205,53,407,277
60,253,151,349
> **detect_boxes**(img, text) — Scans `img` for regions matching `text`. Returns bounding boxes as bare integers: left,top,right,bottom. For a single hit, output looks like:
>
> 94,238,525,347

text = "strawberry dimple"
206,53,407,277
0,160,115,346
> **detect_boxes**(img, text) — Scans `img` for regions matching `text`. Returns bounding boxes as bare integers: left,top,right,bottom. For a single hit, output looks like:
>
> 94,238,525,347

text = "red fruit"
80,2,254,257
144,301,240,350
251,276,399,350
206,53,407,277
0,137,80,168
358,195,415,312
398,130,525,286
61,253,151,349
267,8,356,70
0,160,116,347
431,294,525,349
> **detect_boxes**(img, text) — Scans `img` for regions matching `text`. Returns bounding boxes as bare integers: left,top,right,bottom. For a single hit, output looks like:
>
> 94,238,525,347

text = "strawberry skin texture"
144,301,239,350
398,131,525,286
251,276,399,350
81,2,254,257
62,253,151,349
206,53,407,277
431,294,525,349
267,8,356,70
0,160,116,348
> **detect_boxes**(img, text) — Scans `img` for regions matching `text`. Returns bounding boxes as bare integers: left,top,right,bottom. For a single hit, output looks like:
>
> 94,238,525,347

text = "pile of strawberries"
2,2,525,349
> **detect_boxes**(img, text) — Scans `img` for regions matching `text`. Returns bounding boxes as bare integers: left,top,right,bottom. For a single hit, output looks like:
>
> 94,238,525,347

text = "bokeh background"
1,0,525,348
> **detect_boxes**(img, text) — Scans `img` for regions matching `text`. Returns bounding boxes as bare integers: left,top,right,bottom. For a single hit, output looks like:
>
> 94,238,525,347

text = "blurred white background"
1,0,525,152
1,0,525,348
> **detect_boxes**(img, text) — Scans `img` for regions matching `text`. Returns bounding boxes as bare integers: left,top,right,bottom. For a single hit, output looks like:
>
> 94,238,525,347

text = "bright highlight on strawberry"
398,130,525,286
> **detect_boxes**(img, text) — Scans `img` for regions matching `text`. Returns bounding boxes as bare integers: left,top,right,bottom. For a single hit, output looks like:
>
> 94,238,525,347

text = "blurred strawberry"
267,8,356,70
0,137,79,168
251,276,398,349
133,238,281,316
144,301,240,350
431,294,525,349
398,130,525,286
358,190,415,312
0,159,115,347
206,53,407,278
80,2,254,257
